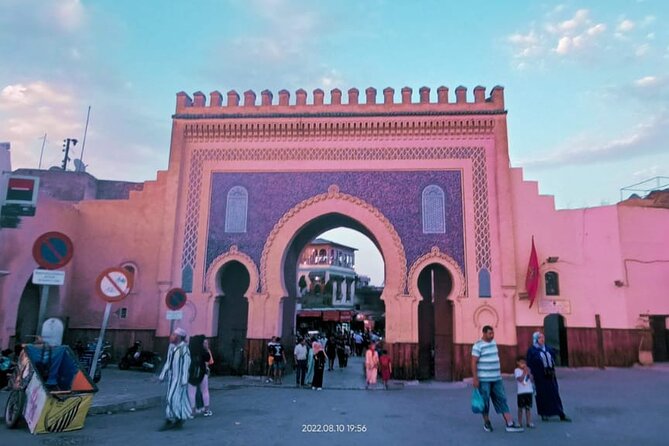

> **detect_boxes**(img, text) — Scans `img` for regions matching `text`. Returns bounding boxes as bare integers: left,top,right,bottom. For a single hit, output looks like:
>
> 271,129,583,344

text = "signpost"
90,267,134,380
165,288,188,334
32,232,73,336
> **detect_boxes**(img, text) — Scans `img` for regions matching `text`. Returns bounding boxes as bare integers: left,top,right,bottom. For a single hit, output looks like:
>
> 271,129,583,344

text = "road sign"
165,288,188,311
166,310,183,320
32,232,74,270
32,269,65,286
95,267,134,303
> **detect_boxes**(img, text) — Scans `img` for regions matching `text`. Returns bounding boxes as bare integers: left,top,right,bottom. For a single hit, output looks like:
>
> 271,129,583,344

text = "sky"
1,0,668,286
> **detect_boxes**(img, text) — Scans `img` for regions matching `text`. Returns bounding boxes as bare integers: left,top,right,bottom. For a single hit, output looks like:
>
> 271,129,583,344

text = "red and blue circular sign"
32,232,74,270
165,288,188,311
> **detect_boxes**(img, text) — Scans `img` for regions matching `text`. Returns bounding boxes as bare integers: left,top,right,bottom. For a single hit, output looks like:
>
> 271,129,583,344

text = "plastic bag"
471,388,485,414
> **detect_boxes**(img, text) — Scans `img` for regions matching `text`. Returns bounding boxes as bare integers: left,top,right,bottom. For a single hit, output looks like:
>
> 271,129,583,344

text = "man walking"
471,325,523,433
294,337,308,387
158,327,192,431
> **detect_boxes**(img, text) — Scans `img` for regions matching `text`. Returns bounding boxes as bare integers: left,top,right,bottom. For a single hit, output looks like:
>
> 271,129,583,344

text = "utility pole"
61,138,77,171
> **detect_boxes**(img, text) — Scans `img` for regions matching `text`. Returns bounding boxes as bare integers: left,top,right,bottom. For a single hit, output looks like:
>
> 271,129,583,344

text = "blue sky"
1,0,668,285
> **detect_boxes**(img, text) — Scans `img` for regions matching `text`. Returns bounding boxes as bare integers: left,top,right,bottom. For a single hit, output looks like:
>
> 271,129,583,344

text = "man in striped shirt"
472,325,524,433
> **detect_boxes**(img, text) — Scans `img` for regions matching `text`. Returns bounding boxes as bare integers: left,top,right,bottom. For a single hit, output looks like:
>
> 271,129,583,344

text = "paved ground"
2,357,668,445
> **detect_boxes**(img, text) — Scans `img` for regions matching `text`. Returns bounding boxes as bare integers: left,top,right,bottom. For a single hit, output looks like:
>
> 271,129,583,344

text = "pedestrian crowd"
54,324,570,433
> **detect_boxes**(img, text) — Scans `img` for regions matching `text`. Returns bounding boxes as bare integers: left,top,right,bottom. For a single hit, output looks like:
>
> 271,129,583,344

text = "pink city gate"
173,86,507,381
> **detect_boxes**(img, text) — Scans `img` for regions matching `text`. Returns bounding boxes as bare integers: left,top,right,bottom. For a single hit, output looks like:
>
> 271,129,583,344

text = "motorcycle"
118,342,162,372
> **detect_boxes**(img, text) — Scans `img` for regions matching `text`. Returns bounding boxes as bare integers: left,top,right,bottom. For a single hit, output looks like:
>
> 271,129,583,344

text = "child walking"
515,356,534,428
379,350,392,390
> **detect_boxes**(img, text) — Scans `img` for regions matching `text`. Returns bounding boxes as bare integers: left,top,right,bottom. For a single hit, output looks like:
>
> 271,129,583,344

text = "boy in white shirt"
515,357,535,428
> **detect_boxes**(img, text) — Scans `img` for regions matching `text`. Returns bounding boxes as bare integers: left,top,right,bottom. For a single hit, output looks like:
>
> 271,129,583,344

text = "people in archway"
379,349,392,390
305,339,315,386
294,338,308,387
354,332,363,356
272,337,286,384
325,336,337,371
187,335,212,417
365,342,379,389
158,328,192,431
265,337,276,384
526,332,571,422
311,341,326,390
336,336,347,369
471,326,524,433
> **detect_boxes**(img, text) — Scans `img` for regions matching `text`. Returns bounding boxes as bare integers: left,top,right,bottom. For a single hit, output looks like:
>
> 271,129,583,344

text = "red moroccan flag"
526,237,540,308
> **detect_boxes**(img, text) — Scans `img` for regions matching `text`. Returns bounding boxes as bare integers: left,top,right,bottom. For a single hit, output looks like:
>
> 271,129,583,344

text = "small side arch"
205,245,259,296
408,246,466,301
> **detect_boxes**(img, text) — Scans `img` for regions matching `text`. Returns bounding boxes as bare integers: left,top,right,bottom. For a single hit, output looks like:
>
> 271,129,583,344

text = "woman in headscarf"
158,328,192,430
311,341,327,390
526,331,571,422
187,335,212,417
305,338,315,387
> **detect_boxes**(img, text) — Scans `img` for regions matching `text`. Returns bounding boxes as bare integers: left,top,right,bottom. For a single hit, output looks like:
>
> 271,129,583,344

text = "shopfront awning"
322,310,340,321
298,310,322,318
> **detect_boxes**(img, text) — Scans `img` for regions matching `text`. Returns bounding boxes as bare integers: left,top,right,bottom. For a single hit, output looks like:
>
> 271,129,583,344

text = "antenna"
38,133,47,169
80,106,91,164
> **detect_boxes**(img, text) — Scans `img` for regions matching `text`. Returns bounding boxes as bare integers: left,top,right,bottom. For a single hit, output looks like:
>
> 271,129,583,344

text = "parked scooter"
118,341,162,372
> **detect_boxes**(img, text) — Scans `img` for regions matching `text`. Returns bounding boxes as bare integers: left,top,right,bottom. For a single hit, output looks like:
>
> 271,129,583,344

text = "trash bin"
4,344,98,434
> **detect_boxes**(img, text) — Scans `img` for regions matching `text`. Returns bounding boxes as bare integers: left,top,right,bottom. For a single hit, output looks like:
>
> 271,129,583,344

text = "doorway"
650,316,668,362
417,263,454,381
216,261,250,375
543,314,569,366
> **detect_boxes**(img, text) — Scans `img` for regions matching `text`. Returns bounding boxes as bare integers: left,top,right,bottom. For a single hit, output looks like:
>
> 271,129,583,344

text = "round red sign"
95,267,134,303
165,288,188,311
32,232,74,270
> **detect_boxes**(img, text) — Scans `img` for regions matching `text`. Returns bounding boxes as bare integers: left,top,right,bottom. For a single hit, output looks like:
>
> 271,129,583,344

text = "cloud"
617,19,635,33
0,81,82,169
506,7,656,68
519,113,669,168
203,0,346,93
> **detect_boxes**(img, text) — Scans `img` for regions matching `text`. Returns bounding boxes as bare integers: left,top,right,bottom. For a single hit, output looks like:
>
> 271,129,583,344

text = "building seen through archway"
294,227,385,341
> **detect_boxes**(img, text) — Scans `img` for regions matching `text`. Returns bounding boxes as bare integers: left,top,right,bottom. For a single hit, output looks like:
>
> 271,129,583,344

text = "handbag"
471,388,485,414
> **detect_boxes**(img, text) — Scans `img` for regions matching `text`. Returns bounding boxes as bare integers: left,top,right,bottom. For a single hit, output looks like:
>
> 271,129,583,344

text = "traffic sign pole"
90,302,112,380
36,285,50,337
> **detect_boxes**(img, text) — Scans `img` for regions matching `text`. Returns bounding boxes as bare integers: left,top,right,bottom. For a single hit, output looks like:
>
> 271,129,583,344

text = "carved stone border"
180,146,490,287
259,184,407,294
407,246,467,300
204,245,260,296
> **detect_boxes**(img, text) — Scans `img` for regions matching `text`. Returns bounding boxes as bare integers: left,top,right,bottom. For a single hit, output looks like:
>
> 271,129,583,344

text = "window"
478,268,491,298
120,262,138,291
545,271,560,296
225,186,248,233
422,185,446,234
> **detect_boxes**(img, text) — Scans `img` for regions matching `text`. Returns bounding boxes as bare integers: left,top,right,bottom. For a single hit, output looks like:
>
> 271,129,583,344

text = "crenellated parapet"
174,85,505,115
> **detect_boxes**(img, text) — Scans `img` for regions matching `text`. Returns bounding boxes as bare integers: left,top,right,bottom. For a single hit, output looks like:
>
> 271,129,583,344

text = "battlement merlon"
174,86,505,115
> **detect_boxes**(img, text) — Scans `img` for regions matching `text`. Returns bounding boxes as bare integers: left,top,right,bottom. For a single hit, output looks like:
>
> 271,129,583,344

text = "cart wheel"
4,390,25,429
